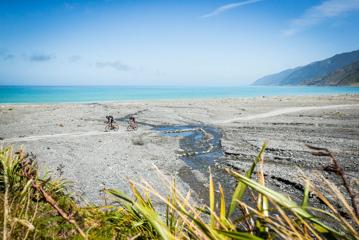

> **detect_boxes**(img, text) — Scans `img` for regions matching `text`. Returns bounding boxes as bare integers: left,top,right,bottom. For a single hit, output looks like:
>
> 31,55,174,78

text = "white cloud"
96,61,131,71
28,53,55,62
201,0,264,18
283,0,359,36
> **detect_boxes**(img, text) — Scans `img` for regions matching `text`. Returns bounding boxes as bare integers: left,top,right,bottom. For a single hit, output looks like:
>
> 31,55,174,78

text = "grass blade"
301,180,310,210
133,202,176,240
219,184,226,223
229,144,266,216
231,171,344,237
209,169,215,227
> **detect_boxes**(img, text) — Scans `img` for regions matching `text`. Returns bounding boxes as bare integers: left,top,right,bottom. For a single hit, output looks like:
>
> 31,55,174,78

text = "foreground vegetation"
0,145,358,239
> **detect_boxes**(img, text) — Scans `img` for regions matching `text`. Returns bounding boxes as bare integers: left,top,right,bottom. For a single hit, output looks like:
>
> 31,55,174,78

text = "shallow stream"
155,124,236,203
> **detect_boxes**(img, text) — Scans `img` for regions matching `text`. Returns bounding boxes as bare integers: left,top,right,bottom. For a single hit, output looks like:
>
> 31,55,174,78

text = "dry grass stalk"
306,144,358,218
18,151,88,239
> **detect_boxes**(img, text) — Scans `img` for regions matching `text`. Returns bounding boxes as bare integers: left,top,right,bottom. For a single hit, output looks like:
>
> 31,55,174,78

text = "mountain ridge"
253,49,359,86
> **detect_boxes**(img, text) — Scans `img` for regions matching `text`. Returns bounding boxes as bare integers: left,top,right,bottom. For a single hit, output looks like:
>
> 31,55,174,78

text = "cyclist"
129,116,135,124
128,115,137,130
105,115,119,131
106,115,114,125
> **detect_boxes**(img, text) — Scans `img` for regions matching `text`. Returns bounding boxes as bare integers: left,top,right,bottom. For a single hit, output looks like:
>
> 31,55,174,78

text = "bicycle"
127,120,138,131
105,122,119,132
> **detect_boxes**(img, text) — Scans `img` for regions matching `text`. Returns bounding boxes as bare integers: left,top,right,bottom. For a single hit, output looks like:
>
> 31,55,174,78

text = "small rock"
56,164,65,176
132,137,145,145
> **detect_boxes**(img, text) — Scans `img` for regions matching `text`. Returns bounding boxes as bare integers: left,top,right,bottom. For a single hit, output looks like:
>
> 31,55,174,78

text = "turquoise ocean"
0,86,358,104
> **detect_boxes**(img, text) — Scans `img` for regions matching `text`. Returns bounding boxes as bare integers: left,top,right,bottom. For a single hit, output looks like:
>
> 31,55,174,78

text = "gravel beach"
1,94,358,205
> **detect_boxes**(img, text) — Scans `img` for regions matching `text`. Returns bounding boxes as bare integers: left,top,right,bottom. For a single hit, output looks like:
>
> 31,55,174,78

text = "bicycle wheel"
105,125,111,132
113,124,119,131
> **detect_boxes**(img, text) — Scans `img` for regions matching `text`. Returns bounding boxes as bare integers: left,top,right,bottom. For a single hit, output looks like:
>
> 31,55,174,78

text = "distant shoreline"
1,92,359,106
0,93,358,106
1,85,359,104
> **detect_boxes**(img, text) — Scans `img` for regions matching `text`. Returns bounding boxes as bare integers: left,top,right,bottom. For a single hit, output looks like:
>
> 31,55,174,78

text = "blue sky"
1,0,359,86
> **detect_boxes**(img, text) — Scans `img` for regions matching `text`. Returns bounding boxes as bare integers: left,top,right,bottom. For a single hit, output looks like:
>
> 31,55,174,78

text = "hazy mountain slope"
253,49,359,86
252,67,300,85
306,61,359,86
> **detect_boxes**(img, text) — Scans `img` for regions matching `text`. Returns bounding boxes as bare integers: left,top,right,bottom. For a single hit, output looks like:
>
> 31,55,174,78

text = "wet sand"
0,94,358,205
